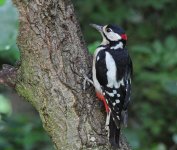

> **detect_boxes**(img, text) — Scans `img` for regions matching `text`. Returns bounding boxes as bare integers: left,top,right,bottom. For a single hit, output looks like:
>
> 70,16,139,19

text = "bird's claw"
83,74,93,91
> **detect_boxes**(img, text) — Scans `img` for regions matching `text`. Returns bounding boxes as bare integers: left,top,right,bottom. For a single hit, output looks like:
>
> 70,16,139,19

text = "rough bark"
12,0,131,149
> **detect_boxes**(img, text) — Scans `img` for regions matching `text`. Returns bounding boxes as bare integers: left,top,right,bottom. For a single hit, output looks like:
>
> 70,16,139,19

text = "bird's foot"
83,74,93,91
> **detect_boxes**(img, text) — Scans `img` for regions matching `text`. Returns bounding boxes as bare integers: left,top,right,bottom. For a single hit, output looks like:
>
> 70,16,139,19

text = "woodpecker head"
90,24,127,47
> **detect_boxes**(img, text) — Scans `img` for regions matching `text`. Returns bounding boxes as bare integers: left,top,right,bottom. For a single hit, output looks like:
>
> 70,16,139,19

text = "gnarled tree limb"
11,0,131,149
0,64,17,87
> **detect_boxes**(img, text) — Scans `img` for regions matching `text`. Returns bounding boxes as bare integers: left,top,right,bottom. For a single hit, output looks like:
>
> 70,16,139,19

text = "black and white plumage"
91,24,133,148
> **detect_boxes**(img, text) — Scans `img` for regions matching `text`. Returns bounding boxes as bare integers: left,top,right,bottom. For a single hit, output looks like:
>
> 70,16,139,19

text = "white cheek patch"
106,32,121,41
103,26,122,41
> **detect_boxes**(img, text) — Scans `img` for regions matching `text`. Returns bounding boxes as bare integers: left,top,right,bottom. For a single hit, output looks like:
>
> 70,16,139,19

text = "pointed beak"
90,24,103,33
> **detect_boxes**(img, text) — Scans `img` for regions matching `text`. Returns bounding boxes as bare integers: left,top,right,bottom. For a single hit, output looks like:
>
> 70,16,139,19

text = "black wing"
95,49,133,127
95,50,108,86
123,55,133,110
108,49,133,126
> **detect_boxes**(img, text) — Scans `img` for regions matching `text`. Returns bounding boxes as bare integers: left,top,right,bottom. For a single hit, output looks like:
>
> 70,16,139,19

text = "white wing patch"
113,90,117,94
105,52,124,88
116,99,120,103
105,52,117,88
117,94,120,97
105,91,114,97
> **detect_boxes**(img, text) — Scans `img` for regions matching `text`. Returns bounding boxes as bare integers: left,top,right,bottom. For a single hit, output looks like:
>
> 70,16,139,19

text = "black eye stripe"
103,32,111,42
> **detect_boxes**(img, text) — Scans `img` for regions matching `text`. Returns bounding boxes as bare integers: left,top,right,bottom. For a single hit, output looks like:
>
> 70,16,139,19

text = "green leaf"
0,95,12,116
164,36,177,51
131,44,151,54
162,80,177,95
123,129,140,149
0,45,20,64
153,143,166,150
0,0,19,51
172,134,177,144
162,52,177,68
146,0,170,10
152,40,164,54
163,11,177,30
128,9,143,24
0,0,5,6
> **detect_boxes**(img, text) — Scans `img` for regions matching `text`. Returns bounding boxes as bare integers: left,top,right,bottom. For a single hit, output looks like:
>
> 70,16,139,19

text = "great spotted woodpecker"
86,24,133,148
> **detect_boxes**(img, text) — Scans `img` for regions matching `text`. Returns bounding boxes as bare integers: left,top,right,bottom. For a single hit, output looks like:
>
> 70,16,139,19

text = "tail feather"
108,114,120,148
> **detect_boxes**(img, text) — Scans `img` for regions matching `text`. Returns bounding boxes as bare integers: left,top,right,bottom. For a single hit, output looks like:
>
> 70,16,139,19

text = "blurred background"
1,0,177,150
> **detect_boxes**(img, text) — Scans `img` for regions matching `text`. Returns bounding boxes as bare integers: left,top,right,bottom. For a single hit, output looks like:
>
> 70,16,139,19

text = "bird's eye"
106,28,112,32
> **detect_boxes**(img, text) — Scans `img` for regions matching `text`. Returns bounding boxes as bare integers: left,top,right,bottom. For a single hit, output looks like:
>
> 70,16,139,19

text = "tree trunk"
12,0,131,149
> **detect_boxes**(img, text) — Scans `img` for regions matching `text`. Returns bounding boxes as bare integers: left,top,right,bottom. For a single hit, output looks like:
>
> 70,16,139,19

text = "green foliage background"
0,0,177,149
74,0,177,149
0,0,19,66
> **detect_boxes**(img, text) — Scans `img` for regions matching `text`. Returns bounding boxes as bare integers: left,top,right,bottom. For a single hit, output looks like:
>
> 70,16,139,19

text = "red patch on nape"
96,92,110,112
121,34,127,40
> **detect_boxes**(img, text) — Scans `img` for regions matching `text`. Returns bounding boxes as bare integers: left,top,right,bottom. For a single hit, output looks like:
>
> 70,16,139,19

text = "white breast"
92,47,105,92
